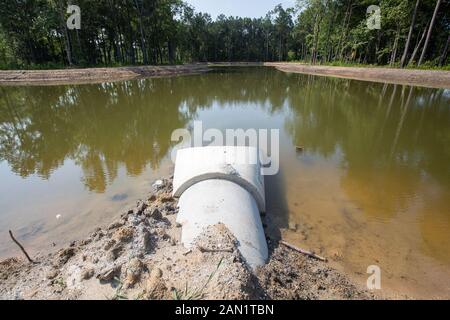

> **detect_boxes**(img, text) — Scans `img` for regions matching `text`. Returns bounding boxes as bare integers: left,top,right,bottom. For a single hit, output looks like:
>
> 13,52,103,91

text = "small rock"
98,265,122,282
156,229,168,239
150,267,163,279
112,227,134,243
46,268,59,280
164,204,176,215
104,239,116,251
123,258,144,288
139,229,153,253
128,215,143,226
108,221,124,230
152,180,164,189
91,228,101,237
160,194,174,203
53,248,76,266
107,244,123,262
80,238,92,246
289,222,298,231
145,267,166,299
134,201,148,215
93,231,104,241
80,268,95,280
148,208,162,220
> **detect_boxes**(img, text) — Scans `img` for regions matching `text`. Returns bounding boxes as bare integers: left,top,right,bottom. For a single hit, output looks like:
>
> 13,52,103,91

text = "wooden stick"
280,240,327,262
198,246,233,253
9,230,34,263
182,249,192,256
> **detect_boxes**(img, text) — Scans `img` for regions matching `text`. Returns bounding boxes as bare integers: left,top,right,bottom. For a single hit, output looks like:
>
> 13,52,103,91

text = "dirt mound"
0,177,373,300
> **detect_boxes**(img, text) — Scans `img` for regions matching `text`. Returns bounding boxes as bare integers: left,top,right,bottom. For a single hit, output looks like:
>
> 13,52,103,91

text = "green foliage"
0,0,448,69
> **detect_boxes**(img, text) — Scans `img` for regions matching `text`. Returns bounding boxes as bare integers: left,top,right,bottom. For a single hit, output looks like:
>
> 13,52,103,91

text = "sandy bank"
0,64,210,86
265,62,450,89
1,62,448,88
0,177,373,300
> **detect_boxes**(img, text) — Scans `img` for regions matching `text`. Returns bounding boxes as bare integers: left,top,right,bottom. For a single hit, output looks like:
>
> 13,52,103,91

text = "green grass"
172,257,224,300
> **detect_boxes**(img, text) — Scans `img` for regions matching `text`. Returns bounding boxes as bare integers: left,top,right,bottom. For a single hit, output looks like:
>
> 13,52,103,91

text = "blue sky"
184,0,296,19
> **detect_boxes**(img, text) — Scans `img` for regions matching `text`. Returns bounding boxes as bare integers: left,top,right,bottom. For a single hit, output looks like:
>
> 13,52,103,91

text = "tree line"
0,0,448,69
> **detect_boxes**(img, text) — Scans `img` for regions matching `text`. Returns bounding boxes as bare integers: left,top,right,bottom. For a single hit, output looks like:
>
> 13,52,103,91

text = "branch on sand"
8,230,34,263
280,240,327,262
198,246,233,253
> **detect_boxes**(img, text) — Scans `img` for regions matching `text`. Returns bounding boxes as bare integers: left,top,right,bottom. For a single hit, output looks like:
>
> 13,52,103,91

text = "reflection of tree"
0,78,195,192
0,68,291,192
1,68,449,198
283,75,450,221
0,86,72,179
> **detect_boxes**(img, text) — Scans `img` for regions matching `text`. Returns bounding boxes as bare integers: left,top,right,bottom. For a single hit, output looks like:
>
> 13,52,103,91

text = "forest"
0,0,448,69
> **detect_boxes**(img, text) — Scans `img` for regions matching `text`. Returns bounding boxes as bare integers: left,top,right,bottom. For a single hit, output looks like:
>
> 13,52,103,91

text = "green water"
0,67,449,297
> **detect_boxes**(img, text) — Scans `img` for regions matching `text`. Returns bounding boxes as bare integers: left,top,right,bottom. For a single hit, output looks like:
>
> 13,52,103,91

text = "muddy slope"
0,178,373,300
266,62,450,89
0,65,210,86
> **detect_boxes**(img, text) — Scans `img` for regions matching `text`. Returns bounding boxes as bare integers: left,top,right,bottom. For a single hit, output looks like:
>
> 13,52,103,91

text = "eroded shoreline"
0,177,373,300
265,62,450,89
0,62,449,88
0,64,211,86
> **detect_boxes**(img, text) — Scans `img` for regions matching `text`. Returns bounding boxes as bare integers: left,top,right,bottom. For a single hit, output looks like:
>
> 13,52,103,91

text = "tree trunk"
310,11,319,64
400,0,420,68
409,24,428,65
324,1,336,63
438,35,450,66
58,0,72,65
134,0,148,64
418,0,442,66
338,0,353,61
390,26,400,66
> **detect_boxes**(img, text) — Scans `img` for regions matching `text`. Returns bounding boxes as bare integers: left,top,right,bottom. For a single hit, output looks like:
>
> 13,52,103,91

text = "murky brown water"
0,67,449,298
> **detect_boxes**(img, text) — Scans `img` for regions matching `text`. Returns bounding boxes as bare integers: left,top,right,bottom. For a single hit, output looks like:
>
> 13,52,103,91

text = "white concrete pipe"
173,146,268,268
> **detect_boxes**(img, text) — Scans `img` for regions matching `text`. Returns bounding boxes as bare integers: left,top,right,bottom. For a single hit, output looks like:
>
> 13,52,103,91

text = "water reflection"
1,69,449,212
282,74,449,272
0,80,196,192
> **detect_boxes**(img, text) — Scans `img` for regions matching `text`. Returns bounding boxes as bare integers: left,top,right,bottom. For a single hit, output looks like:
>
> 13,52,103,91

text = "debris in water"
111,193,128,202
152,180,164,189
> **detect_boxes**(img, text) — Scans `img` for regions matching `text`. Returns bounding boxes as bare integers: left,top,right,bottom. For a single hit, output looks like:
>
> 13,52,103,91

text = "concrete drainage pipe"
172,146,268,269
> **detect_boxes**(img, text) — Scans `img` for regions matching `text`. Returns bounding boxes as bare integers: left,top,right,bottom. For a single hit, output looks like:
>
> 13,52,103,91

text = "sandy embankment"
265,62,450,89
0,177,372,300
1,62,449,88
0,64,211,86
